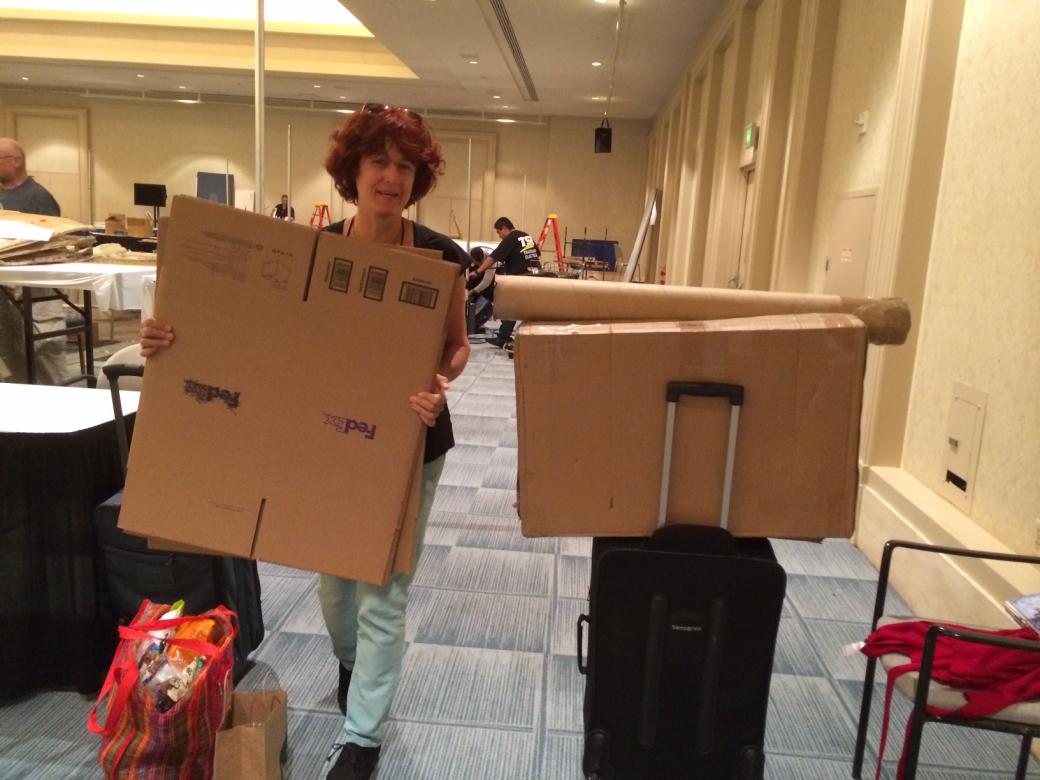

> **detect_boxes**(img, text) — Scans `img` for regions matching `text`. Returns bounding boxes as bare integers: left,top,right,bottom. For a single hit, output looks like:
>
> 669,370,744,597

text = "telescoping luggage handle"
658,382,744,531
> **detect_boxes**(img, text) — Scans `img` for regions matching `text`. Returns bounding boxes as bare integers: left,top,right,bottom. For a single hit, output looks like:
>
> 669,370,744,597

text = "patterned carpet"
2,335,1037,778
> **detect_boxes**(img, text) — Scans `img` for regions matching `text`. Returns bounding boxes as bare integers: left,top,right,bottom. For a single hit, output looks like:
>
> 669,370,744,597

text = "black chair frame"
852,539,1040,780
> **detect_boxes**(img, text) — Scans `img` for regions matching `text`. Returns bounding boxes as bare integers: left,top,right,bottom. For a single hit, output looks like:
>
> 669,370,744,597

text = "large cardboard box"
120,196,457,584
515,314,867,540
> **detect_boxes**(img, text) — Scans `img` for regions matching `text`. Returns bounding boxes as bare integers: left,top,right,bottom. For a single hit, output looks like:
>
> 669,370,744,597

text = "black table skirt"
0,416,132,700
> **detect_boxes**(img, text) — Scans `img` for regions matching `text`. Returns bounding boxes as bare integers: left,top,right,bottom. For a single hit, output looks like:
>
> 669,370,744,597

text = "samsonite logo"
183,379,241,411
323,413,377,440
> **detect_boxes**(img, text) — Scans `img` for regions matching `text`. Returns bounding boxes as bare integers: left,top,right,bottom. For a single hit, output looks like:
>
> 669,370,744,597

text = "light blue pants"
317,456,445,747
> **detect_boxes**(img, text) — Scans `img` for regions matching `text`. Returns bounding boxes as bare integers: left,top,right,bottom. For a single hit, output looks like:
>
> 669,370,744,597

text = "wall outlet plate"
938,382,987,514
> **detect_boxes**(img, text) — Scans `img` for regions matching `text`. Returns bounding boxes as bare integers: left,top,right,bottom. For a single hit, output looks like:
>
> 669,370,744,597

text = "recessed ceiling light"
501,105,511,109
339,95,347,99
336,109,355,114
492,94,501,99
592,96,606,101
178,85,186,89
136,74,145,78
591,62,602,67
21,76,29,81
595,0,609,4
496,118,516,124
176,99,198,104
468,60,479,65
313,84,321,89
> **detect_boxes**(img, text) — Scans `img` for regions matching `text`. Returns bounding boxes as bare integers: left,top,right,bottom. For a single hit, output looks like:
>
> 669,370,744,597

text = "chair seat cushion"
877,615,1040,725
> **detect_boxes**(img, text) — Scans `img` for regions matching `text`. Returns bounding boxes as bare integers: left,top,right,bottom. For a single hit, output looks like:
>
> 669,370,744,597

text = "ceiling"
0,0,724,122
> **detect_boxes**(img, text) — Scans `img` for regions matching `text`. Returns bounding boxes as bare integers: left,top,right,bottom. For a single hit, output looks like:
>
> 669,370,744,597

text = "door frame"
2,105,91,222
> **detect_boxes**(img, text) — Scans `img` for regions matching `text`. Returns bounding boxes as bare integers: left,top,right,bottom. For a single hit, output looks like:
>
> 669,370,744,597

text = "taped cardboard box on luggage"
120,196,457,585
515,314,867,540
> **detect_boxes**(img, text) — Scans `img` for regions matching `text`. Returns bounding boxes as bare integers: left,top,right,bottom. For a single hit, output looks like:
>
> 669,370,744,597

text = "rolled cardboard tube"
494,277,910,346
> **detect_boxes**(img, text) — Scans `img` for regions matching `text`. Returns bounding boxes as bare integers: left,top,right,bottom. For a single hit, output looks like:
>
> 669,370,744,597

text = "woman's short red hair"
325,106,443,207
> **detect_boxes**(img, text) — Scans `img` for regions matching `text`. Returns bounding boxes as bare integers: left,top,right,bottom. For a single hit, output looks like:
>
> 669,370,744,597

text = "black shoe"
326,742,380,780
337,663,352,715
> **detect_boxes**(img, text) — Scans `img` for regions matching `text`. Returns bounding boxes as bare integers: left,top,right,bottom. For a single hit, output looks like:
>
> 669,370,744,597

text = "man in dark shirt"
271,193,295,221
0,138,61,216
0,137,67,384
469,216,539,346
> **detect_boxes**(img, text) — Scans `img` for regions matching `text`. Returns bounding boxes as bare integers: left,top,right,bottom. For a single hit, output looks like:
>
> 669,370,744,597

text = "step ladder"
536,213,567,273
310,202,331,228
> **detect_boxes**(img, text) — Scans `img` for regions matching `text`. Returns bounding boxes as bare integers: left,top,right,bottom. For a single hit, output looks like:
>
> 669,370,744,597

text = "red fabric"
88,601,237,779
860,620,1040,780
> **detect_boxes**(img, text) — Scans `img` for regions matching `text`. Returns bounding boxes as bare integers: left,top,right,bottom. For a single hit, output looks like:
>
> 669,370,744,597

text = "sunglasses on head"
361,103,424,124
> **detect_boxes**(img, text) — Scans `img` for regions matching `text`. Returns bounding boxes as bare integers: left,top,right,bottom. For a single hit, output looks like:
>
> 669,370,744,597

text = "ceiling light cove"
0,0,370,35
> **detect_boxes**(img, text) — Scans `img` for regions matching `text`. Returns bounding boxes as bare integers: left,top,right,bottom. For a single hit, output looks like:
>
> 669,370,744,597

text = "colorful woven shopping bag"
89,600,238,780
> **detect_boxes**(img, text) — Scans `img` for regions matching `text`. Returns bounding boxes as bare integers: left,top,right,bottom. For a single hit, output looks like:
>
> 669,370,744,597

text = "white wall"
901,0,1040,550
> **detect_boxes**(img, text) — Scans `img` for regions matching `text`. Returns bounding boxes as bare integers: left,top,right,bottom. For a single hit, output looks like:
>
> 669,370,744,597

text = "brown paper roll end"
849,298,911,345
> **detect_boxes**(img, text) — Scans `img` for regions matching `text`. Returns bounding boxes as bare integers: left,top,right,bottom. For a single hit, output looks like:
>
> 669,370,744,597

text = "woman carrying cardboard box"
140,104,471,780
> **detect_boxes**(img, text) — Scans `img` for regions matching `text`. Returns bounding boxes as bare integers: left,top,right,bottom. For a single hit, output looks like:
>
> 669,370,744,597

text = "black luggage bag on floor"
577,382,787,780
92,364,264,676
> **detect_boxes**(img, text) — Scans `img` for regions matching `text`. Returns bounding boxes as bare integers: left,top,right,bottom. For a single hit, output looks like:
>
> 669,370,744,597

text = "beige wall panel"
429,120,552,244
808,0,906,292
12,113,82,220
544,116,651,267
703,9,756,289
902,0,1040,551
0,92,644,259
744,0,777,124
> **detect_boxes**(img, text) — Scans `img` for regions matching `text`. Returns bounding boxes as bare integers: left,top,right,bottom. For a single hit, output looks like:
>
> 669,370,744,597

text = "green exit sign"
744,123,758,149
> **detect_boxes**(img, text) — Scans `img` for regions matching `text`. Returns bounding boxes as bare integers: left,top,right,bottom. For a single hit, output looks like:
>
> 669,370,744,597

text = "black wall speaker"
595,119,612,154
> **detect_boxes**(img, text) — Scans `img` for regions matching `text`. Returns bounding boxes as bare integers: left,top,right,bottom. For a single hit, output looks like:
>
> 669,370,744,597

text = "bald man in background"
0,137,68,384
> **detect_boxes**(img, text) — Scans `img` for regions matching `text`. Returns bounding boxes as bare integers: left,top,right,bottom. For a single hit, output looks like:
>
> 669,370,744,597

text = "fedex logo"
183,379,241,411
323,413,377,440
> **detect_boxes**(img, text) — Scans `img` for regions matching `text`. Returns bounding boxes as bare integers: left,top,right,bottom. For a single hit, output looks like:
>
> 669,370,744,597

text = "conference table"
0,261,156,384
0,383,139,698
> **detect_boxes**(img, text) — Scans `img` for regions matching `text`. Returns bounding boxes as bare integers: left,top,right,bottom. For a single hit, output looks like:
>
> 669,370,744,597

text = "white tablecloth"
141,274,157,320
0,383,140,433
0,262,156,311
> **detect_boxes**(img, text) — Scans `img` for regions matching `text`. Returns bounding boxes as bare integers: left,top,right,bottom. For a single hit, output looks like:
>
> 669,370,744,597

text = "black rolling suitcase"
92,364,265,677
577,382,787,780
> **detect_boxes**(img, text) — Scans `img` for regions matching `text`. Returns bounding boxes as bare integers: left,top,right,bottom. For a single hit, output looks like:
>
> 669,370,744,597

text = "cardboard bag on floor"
213,690,287,780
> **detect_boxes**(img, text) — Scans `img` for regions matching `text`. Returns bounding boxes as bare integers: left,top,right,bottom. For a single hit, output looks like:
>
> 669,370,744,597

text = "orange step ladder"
310,202,331,228
536,213,567,273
